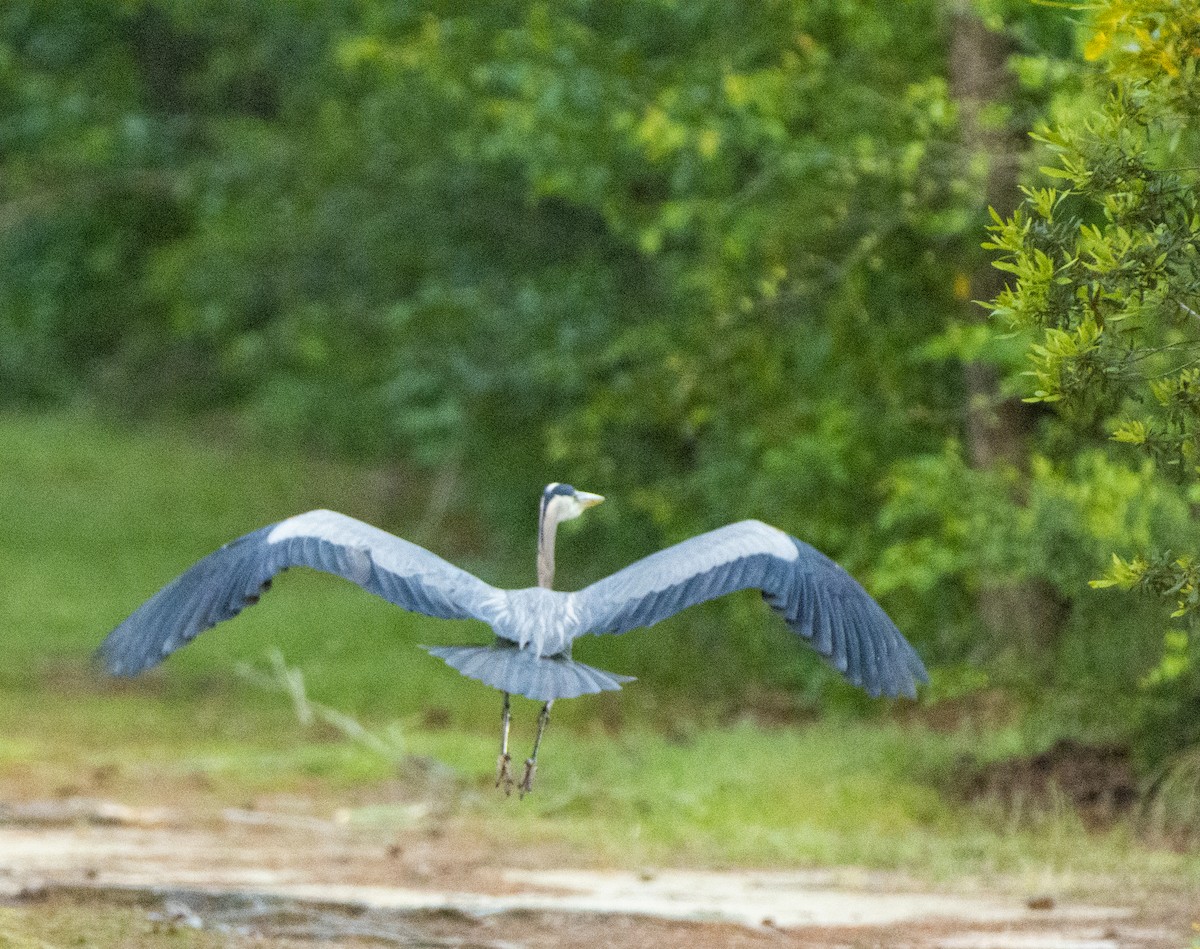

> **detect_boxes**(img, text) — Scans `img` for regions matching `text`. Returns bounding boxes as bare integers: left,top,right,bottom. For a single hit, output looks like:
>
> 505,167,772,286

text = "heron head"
541,482,605,527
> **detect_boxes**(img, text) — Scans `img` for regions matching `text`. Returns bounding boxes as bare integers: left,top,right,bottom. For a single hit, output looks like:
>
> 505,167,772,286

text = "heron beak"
576,492,605,509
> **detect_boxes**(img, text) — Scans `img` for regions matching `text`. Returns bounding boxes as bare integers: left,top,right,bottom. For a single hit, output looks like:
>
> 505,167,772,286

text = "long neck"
537,507,558,589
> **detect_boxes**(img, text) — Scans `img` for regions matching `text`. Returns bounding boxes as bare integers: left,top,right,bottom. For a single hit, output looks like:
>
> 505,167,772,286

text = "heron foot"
519,758,537,798
496,752,514,795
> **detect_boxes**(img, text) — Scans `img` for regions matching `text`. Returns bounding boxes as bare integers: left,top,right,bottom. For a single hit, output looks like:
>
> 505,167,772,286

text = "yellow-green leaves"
1023,317,1102,404
982,0,1200,734
1089,552,1147,589
1141,628,1193,686
1083,0,1200,90
1111,419,1148,445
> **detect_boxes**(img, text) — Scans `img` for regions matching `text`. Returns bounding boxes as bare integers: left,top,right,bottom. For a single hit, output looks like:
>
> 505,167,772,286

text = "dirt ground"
1,776,1196,949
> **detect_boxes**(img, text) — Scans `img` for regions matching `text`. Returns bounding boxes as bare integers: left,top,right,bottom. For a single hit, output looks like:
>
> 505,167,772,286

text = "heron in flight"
98,483,927,795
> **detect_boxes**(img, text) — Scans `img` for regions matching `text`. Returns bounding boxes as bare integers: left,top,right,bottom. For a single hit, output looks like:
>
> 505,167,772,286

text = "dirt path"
0,798,1193,948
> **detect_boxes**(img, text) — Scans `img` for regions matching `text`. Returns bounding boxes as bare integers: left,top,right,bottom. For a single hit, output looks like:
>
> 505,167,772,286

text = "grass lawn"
1,410,1198,898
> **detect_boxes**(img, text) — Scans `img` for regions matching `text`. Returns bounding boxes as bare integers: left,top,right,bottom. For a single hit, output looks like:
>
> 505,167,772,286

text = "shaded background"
1,0,1196,772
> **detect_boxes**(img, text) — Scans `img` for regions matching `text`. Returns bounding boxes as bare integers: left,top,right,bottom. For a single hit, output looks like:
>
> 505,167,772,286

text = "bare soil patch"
960,740,1139,826
1,791,1194,949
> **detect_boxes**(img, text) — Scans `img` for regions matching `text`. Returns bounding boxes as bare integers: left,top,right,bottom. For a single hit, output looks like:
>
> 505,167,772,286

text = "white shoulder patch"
267,510,353,545
743,520,800,561
623,520,799,591
267,509,464,584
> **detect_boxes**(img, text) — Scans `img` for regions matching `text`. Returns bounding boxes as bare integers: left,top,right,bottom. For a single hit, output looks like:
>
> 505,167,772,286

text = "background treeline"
1,0,1195,762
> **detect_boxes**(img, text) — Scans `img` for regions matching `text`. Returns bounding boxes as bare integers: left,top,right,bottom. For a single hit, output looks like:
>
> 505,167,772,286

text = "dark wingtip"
94,624,160,679
906,649,931,689
92,639,131,678
893,657,928,700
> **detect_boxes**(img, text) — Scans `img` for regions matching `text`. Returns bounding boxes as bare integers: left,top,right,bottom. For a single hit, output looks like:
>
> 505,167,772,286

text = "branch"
236,649,406,761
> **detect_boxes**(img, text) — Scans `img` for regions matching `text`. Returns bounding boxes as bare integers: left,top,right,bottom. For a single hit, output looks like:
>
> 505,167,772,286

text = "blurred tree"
949,0,1066,659
872,0,1199,741
0,2,963,539
0,0,1116,710
980,0,1200,756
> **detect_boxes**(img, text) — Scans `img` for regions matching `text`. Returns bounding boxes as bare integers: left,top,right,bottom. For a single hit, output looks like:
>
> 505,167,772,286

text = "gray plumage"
97,507,927,702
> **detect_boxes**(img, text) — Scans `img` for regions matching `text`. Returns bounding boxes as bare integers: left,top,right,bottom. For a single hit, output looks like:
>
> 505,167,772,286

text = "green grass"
0,410,485,719
1,410,1199,896
0,901,231,949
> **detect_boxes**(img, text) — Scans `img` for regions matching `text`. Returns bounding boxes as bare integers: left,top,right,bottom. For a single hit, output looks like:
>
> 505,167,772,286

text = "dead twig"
235,649,405,761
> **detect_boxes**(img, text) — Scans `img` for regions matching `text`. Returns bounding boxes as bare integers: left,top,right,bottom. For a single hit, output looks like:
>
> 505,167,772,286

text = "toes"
496,753,513,795
518,759,536,798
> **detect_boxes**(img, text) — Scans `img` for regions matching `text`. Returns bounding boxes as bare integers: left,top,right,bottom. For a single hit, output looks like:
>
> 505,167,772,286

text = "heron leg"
495,692,513,795
519,700,553,798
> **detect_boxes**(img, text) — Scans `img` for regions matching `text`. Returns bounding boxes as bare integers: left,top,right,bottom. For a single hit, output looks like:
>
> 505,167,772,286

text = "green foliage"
981,0,1200,753
986,0,1200,428
879,439,1190,714
0,0,997,688
8,0,1177,748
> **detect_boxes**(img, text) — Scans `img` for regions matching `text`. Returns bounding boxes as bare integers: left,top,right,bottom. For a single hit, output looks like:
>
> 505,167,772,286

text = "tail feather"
422,643,634,701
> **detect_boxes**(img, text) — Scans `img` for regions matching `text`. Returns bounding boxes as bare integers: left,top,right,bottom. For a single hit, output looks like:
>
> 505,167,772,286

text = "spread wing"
97,509,504,676
570,520,927,698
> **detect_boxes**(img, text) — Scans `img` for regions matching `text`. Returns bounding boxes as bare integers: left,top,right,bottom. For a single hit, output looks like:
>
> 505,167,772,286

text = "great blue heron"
98,482,927,795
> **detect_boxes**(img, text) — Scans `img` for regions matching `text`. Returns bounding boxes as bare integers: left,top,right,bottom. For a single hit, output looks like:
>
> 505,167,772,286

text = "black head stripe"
542,482,574,501
540,483,575,520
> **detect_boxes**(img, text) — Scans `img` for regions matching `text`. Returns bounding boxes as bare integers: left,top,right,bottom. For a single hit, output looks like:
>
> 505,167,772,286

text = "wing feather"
98,510,502,676
858,606,880,695
571,520,927,699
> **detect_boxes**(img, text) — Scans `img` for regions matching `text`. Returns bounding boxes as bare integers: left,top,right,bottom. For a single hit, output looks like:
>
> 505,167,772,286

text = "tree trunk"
948,6,1066,655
